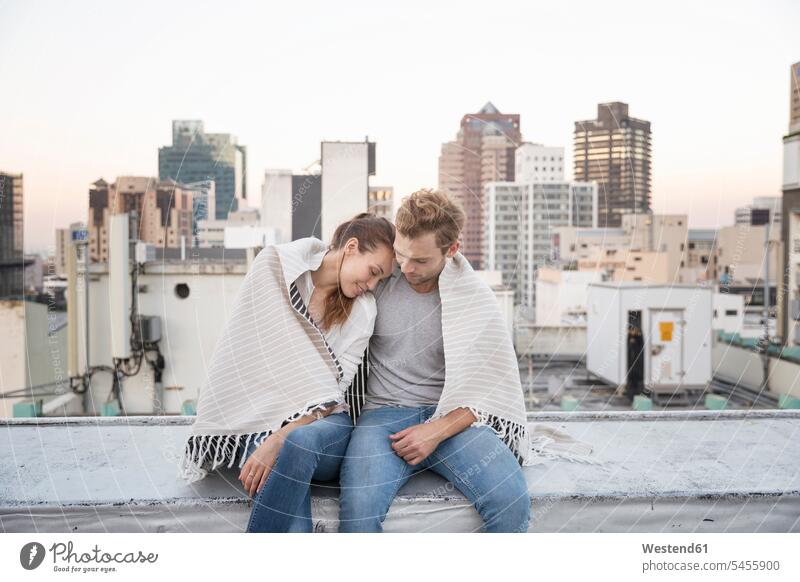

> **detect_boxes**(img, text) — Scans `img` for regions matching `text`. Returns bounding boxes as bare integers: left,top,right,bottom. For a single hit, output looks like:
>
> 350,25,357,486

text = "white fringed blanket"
431,251,598,466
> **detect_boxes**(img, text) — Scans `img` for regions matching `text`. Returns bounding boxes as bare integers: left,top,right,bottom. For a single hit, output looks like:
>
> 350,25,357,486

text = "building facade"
780,61,800,345
735,196,781,227
0,172,25,297
368,186,394,221
320,141,375,242
484,181,597,306
515,143,565,183
439,102,522,269
574,102,651,227
552,213,689,283
158,120,246,221
88,177,196,263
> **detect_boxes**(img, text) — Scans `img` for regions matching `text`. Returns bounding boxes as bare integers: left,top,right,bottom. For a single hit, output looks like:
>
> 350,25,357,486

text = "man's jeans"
339,405,531,532
242,412,353,533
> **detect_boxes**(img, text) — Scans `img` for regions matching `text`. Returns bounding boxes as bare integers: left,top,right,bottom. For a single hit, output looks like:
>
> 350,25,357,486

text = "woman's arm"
238,405,336,497
335,296,377,391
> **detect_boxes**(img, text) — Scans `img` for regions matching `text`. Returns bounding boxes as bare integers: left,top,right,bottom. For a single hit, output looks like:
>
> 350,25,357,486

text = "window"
175,283,190,299
725,309,738,316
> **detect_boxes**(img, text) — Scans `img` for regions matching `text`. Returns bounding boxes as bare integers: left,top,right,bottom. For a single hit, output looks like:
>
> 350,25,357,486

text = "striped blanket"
430,251,597,466
178,239,354,484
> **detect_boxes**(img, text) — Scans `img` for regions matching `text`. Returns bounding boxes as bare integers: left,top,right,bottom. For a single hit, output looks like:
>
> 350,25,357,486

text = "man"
338,188,531,533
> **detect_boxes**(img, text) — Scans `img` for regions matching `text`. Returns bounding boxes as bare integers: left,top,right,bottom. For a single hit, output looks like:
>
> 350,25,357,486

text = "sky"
0,0,797,254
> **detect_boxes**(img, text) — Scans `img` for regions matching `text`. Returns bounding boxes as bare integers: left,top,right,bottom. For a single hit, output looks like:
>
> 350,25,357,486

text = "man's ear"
445,241,460,258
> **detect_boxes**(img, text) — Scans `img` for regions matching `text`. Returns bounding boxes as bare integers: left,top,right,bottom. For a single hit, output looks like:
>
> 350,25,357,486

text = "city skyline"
1,0,797,253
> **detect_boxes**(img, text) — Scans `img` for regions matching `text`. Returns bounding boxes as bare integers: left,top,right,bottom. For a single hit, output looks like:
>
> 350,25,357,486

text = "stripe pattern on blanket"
429,251,598,466
178,243,347,484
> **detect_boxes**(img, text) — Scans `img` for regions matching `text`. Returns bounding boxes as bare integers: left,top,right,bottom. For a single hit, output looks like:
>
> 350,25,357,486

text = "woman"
178,212,395,532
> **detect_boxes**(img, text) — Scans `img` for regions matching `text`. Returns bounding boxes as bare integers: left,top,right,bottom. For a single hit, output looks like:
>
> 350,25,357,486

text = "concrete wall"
515,324,587,359
321,142,369,242
713,342,800,398
0,301,26,417
79,264,247,414
260,169,293,243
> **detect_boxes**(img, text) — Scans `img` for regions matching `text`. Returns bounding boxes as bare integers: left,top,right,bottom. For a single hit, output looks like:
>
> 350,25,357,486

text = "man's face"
393,231,458,286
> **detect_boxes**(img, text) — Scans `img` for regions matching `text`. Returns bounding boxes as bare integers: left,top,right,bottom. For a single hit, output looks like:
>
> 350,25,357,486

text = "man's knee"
480,474,531,532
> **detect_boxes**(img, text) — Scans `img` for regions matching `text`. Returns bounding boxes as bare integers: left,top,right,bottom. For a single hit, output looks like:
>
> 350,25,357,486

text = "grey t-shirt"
362,266,446,410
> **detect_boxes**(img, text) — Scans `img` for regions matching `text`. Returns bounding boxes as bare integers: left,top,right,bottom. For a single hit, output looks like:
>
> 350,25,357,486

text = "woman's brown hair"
320,212,395,330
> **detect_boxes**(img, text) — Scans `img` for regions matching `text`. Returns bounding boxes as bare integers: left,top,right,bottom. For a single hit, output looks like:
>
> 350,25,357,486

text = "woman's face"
338,238,395,298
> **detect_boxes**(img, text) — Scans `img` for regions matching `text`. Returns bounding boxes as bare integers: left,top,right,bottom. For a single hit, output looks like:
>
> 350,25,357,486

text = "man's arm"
389,407,477,466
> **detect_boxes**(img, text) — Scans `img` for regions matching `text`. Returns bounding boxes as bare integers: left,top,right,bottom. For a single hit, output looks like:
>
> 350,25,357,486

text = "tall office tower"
438,103,522,269
573,102,651,227
158,120,247,220
368,186,394,220
484,181,598,306
320,140,375,242
88,177,196,262
0,172,24,297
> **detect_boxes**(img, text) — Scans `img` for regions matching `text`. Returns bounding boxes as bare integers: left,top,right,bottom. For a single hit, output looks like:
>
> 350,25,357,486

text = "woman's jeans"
241,412,353,532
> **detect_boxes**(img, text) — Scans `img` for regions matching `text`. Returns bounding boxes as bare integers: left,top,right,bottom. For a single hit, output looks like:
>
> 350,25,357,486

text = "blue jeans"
242,412,353,533
339,405,531,532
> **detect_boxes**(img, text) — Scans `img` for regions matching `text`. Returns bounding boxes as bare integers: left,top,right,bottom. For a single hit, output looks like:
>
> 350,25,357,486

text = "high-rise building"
320,140,375,242
573,102,651,227
158,120,246,221
0,172,25,297
484,181,597,306
438,102,522,269
88,177,196,262
261,140,375,244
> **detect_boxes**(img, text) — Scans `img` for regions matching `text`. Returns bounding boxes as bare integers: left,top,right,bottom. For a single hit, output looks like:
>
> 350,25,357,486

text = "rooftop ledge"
2,410,799,533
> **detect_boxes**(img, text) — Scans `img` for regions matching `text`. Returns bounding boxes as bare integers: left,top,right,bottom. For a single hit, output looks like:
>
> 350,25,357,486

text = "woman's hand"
239,432,286,497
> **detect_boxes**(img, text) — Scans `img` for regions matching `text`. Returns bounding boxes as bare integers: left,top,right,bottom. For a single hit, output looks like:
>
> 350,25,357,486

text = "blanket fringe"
178,398,345,484
428,406,602,467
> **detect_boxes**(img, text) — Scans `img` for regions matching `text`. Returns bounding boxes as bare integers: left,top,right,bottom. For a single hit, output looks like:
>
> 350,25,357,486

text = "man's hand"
389,408,478,466
239,432,285,497
389,423,444,466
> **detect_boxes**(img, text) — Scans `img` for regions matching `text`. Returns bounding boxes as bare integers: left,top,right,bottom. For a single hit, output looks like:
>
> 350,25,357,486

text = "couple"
178,188,594,533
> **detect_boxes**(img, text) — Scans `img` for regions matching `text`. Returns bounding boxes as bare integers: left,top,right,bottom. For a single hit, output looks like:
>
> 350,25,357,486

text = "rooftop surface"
2,410,798,533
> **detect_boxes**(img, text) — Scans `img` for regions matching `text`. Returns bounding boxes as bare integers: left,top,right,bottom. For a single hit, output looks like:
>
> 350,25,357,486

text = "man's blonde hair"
395,188,466,250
